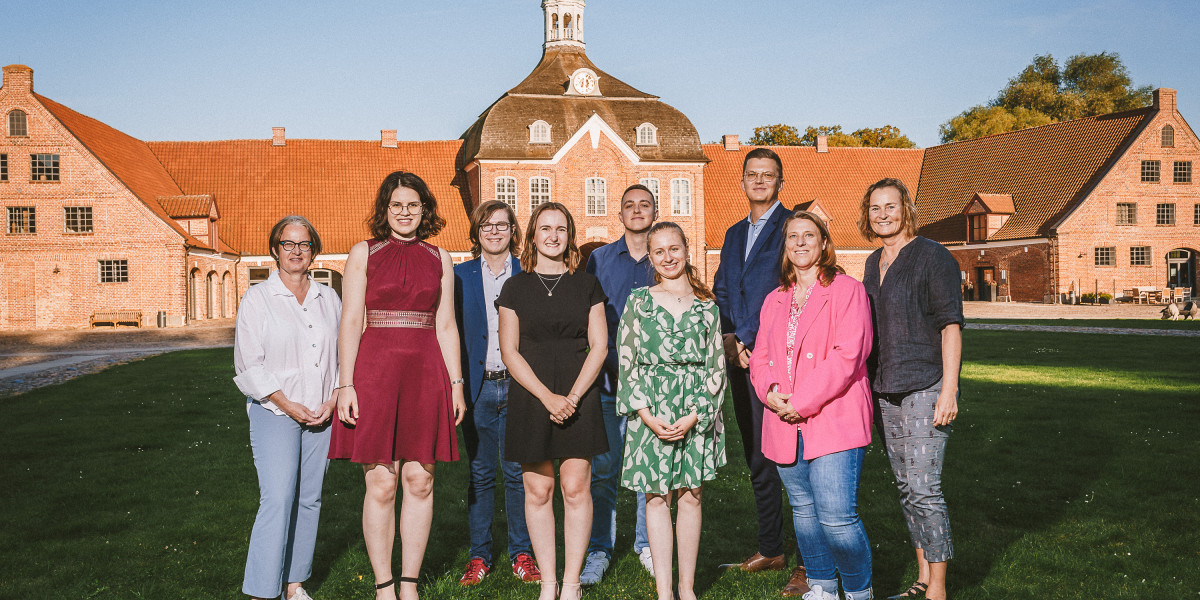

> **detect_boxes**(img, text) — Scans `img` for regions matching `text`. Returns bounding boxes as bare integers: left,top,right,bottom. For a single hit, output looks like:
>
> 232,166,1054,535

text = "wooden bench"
90,310,143,328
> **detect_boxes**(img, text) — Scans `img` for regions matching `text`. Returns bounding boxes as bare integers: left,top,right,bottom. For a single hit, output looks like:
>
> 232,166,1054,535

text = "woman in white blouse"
234,215,342,600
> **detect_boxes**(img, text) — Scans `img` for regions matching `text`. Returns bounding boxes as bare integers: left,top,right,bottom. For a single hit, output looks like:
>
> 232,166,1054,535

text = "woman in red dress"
330,171,466,600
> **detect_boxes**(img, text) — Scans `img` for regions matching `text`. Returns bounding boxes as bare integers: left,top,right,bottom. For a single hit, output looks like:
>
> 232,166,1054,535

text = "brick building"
3,1,1196,329
916,88,1199,302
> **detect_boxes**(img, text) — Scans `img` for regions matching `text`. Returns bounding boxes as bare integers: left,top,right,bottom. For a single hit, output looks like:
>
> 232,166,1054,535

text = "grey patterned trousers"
876,381,954,563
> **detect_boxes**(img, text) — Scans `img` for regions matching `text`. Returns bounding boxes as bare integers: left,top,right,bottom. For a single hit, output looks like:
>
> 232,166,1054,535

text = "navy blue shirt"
862,236,964,395
585,236,656,395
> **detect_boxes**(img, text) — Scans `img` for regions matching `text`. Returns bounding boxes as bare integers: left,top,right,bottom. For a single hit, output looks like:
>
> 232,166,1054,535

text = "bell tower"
543,0,585,49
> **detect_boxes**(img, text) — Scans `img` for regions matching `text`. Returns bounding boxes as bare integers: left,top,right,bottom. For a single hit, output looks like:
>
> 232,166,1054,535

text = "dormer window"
636,123,657,146
1162,124,1175,147
8,110,27,137
529,120,551,144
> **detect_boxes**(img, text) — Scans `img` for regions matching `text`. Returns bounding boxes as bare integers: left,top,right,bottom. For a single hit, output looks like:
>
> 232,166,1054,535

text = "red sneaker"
512,552,541,583
459,557,490,586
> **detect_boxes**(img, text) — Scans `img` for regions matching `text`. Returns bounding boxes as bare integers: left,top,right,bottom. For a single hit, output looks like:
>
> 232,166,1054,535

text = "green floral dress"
617,287,727,494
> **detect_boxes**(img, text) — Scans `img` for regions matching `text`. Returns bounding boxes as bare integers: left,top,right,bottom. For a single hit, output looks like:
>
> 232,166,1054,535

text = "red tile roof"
916,107,1153,243
966,193,1015,214
148,139,470,255
701,144,925,249
157,195,215,219
33,94,214,250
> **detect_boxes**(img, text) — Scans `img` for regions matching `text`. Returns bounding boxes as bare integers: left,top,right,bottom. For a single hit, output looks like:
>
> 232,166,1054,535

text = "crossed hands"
276,389,336,427
722,334,751,369
543,393,579,425
639,410,699,442
765,389,802,424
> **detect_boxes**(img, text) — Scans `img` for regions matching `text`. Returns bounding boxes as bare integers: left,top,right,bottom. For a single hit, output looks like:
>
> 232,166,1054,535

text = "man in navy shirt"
580,184,658,584
713,148,798,581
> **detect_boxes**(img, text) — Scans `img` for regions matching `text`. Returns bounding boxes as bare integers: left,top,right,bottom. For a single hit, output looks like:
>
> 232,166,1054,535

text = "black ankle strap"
399,576,419,584
375,578,394,590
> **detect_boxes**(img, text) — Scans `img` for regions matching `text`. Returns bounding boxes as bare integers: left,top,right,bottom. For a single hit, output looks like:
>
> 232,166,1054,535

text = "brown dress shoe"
781,566,810,597
737,552,787,572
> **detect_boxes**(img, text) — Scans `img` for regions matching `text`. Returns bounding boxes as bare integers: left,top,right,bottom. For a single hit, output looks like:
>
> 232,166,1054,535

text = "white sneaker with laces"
287,587,314,600
801,584,839,600
638,547,655,577
579,551,610,585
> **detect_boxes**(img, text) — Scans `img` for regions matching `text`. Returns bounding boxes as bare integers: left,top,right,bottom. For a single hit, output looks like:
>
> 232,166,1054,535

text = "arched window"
636,123,657,146
564,14,573,39
8,110,28,137
529,120,551,144
530,177,551,211
551,13,559,40
495,177,517,211
1162,124,1175,147
671,178,692,215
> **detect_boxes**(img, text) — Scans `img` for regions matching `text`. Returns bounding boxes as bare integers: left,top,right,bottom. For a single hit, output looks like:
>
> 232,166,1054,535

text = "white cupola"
543,0,586,49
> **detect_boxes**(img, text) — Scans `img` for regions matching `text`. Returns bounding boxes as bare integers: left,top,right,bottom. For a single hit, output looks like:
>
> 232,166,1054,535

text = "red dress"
329,237,458,464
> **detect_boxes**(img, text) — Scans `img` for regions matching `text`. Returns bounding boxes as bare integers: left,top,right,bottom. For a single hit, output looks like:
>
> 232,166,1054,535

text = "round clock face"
572,71,596,95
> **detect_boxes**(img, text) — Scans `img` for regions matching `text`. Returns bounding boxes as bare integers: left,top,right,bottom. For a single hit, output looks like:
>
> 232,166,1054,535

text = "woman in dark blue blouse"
859,178,962,600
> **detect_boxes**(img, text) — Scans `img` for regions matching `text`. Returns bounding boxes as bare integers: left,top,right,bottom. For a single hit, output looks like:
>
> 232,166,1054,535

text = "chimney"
1153,88,1177,112
381,129,398,148
272,127,286,146
816,135,828,153
2,64,33,94
722,134,740,151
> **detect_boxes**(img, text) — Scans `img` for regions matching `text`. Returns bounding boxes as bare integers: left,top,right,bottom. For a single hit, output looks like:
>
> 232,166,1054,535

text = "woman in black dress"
497,202,608,600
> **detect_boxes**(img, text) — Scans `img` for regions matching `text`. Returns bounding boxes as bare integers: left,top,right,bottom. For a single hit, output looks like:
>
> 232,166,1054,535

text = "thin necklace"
536,272,565,297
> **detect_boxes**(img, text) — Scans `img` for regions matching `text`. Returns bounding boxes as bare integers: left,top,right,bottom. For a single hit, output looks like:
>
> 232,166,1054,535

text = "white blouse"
233,271,341,416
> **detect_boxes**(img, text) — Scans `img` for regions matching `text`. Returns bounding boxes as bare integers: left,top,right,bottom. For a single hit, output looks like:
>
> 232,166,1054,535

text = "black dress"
496,270,609,463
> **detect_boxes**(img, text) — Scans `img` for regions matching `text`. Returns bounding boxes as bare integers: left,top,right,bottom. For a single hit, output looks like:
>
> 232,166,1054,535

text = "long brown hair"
366,171,446,241
468,200,521,258
779,210,844,288
520,202,580,272
647,221,714,302
858,177,918,241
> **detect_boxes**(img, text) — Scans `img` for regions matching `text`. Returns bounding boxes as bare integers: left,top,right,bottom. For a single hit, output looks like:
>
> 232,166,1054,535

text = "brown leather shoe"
781,566,810,597
737,552,787,572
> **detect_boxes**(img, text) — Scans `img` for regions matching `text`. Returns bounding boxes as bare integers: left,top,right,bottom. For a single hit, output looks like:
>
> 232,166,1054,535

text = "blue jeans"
462,378,531,565
776,435,872,595
589,393,649,556
243,400,330,598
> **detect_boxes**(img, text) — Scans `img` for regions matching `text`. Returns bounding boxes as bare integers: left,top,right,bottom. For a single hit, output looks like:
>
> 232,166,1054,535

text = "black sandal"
887,581,928,600
375,579,394,591
398,576,419,585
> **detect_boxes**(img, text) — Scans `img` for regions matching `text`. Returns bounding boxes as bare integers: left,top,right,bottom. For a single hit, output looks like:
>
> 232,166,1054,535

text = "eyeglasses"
479,222,512,232
279,241,314,252
388,201,424,215
744,171,779,183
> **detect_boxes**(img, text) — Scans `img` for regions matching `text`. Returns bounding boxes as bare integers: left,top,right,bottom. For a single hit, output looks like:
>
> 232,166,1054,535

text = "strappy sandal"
560,581,582,600
887,581,928,600
539,579,560,600
375,578,394,597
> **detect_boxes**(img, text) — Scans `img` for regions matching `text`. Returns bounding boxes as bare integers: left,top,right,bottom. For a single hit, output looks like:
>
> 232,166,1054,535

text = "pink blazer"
749,273,874,463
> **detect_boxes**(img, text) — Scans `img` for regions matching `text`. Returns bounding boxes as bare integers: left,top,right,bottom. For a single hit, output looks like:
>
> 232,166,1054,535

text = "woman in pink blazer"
749,210,874,600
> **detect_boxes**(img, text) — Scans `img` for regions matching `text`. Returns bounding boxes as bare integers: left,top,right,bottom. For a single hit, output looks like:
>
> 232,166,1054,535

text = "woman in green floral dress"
617,222,727,600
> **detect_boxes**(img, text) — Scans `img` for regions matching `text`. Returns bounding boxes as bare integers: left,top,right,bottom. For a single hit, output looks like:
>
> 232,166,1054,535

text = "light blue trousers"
590,393,649,556
243,400,331,599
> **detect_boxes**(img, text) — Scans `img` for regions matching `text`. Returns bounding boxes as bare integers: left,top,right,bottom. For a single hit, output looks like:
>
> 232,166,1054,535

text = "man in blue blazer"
453,200,540,586
713,148,797,579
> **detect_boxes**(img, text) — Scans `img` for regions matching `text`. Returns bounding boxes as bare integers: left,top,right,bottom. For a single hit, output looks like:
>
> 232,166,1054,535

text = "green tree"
851,125,917,148
750,124,802,146
940,52,1151,142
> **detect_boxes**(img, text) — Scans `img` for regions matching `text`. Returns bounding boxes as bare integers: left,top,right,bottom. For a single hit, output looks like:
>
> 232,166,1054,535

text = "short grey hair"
268,215,323,264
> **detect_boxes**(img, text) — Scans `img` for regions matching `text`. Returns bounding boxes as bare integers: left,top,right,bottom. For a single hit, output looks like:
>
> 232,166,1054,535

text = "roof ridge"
937,105,1154,147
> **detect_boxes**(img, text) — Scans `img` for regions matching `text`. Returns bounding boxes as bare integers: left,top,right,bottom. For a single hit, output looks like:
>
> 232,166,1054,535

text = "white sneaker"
287,587,314,600
802,584,839,600
638,547,655,577
579,551,610,585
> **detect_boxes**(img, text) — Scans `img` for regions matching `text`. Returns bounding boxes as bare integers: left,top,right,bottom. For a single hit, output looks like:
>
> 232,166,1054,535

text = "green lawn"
967,318,1200,331
2,330,1198,599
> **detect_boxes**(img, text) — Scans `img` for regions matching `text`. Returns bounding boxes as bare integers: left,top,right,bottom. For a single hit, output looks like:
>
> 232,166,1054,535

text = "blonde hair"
858,177,918,241
647,221,714,301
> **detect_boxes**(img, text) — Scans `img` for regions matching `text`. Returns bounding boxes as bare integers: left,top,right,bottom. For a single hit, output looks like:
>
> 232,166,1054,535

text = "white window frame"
8,110,28,137
495,176,517,212
529,120,551,144
529,177,551,211
636,122,657,146
586,177,607,216
98,259,129,283
64,206,93,233
670,178,692,216
640,177,660,212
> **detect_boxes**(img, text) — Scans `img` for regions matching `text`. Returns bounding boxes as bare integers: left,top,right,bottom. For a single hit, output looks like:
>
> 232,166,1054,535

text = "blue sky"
7,0,1197,148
